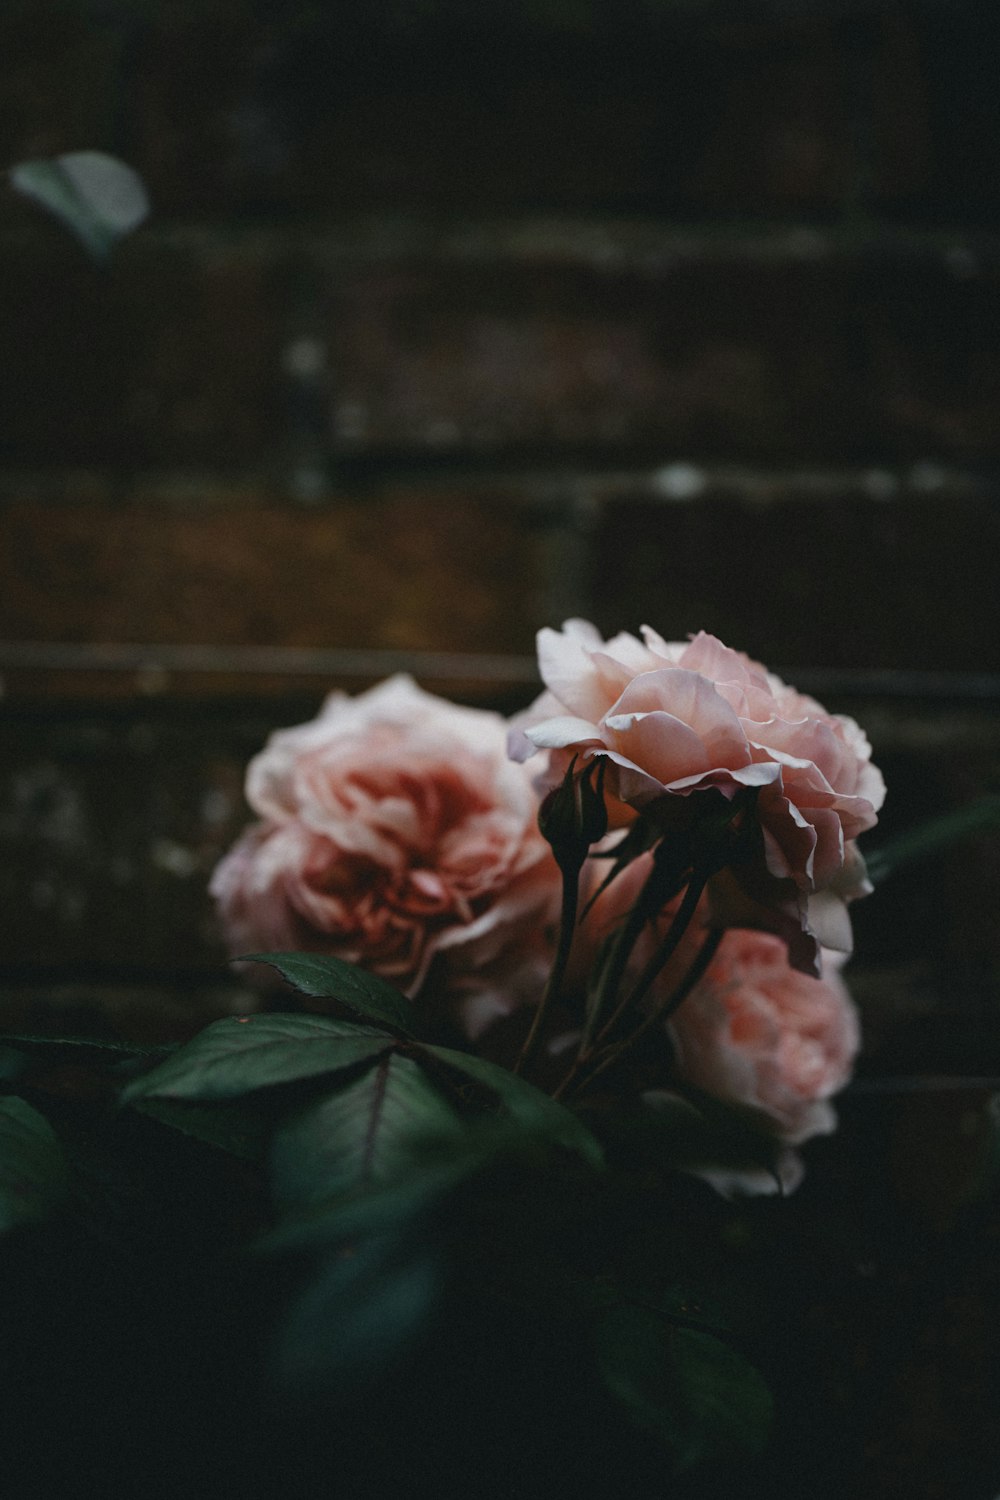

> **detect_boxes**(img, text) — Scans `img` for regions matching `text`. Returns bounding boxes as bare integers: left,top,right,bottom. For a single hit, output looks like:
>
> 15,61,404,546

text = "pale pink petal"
803,890,854,954
524,714,608,751
536,626,618,722
608,668,750,762
604,710,717,786
212,677,562,1035
669,927,859,1145
638,624,685,663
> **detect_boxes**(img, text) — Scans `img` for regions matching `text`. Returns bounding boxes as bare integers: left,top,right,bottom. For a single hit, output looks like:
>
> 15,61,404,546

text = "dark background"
0,5,999,1493
1,0,997,1052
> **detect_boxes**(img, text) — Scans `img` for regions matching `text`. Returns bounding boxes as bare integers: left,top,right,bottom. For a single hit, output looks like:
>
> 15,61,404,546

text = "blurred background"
0,0,998,1055
3,4,1000,1494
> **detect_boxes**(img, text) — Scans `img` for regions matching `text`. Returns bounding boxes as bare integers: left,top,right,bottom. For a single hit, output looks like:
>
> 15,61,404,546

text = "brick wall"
1,1,998,1064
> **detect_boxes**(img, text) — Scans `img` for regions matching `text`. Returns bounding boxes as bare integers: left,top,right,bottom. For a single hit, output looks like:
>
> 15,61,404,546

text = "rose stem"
565,924,724,1102
551,870,709,1101
514,856,580,1077
577,836,690,1055
597,867,709,1038
577,894,651,1052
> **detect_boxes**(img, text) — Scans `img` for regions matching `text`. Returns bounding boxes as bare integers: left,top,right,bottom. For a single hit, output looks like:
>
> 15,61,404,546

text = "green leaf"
1,1032,168,1058
669,1328,773,1467
267,1055,459,1394
424,1045,604,1170
130,1096,272,1161
276,1228,441,1396
595,1304,772,1471
631,1089,787,1193
122,1013,393,1105
241,953,415,1035
270,1052,464,1213
9,151,149,260
596,1303,685,1450
263,1054,603,1261
865,793,1000,884
260,1157,471,1256
261,1108,583,1258
0,1096,68,1233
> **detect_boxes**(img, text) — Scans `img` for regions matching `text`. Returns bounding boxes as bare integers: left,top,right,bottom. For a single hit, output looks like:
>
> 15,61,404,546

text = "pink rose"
211,675,561,1036
564,865,855,1183
668,927,859,1145
512,620,884,970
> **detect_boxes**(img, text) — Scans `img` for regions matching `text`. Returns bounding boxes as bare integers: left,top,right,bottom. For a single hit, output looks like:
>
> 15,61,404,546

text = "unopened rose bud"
539,757,608,871
578,757,609,845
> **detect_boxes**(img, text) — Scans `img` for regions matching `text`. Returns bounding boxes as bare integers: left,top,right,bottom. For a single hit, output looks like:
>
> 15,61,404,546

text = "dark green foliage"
2,1033,165,1057
240,953,416,1033
0,1095,69,1233
275,1226,443,1397
107,978,609,1423
122,1012,394,1103
595,1302,773,1470
129,1095,271,1161
617,1087,788,1189
269,1053,465,1211
425,1044,605,1169
0,943,783,1492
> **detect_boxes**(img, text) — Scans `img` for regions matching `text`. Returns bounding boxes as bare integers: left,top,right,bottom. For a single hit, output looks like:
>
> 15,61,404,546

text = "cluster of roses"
212,621,884,1161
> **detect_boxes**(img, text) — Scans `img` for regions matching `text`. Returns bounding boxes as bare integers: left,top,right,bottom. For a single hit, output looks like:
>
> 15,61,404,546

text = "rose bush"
211,675,561,1036
512,619,884,971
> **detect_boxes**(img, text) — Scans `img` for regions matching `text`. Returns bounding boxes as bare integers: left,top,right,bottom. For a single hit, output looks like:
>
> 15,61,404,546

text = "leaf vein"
362,1055,392,1182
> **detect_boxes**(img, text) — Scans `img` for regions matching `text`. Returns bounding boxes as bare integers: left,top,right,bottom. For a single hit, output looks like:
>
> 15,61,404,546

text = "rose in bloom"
567,868,855,1186
667,927,859,1146
211,675,561,1036
511,619,885,971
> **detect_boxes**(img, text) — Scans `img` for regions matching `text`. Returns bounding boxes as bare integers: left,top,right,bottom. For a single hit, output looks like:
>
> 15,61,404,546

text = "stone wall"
1,1,998,1067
